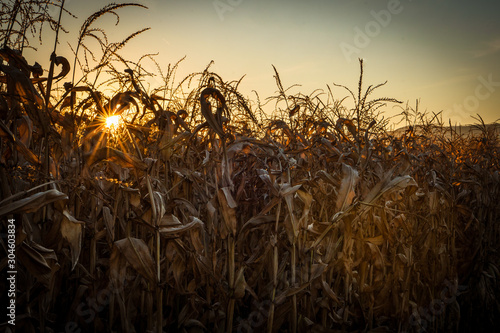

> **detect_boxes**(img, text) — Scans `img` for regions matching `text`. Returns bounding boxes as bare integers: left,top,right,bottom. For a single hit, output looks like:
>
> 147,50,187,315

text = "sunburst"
105,115,122,129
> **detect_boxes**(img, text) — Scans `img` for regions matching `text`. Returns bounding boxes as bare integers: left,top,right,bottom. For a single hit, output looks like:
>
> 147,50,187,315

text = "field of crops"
1,2,499,333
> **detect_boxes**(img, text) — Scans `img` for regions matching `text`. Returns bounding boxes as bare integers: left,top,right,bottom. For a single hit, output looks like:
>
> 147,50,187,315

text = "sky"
25,0,500,125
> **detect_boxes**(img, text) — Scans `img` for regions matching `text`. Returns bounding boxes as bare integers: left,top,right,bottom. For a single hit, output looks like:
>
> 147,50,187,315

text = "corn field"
1,2,499,333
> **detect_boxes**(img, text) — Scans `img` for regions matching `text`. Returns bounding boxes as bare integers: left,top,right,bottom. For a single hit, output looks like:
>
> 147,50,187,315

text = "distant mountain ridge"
388,123,499,137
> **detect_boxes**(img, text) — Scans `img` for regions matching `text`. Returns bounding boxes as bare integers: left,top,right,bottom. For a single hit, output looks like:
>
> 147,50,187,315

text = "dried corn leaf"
172,255,185,289
69,85,104,113
109,244,128,289
0,63,44,106
257,168,279,196
183,319,207,331
200,87,226,139
169,197,199,217
159,217,203,237
275,281,311,304
336,164,359,211
60,209,84,271
297,189,313,230
366,242,385,269
114,237,157,284
308,210,351,251
217,187,238,236
0,189,67,216
283,194,298,239
13,140,39,165
364,174,417,205
102,206,115,241
396,253,408,265
226,140,252,158
240,210,279,233
0,119,40,165
220,187,237,208
152,190,166,226
17,241,56,287
364,235,384,246
160,213,182,227
321,277,341,305
279,183,302,197
159,129,188,160
233,267,247,299
337,117,357,138
189,217,205,252
128,190,141,208
108,91,138,115
310,263,327,281
316,169,337,185
45,54,71,84
16,115,32,147
85,147,147,170
279,183,301,238
428,191,439,215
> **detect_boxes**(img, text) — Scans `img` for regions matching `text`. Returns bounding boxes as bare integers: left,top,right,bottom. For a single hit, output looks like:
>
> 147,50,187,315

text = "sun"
105,115,121,129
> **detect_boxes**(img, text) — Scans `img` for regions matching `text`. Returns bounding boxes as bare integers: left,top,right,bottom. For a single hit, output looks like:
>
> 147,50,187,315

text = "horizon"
20,0,500,126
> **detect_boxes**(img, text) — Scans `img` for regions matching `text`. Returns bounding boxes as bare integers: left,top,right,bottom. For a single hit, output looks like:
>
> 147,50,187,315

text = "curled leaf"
159,217,203,237
199,87,228,139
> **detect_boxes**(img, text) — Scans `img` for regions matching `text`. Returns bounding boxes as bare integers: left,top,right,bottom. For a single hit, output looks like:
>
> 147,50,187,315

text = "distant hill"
388,123,500,138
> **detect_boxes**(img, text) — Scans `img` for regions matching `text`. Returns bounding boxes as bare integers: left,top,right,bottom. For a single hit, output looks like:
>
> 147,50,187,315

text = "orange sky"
23,0,500,125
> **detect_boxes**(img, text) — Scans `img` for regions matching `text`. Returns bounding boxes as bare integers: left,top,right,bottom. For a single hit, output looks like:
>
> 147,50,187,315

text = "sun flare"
105,115,121,129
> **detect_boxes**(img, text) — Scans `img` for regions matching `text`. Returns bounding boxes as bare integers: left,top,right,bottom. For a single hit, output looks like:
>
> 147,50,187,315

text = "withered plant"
1,2,499,333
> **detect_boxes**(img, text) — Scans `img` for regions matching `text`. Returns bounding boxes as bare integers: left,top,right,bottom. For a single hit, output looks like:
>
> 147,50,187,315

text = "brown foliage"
1,3,499,333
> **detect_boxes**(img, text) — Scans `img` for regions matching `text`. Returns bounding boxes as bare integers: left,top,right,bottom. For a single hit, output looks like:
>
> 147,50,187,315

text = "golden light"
105,115,121,129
